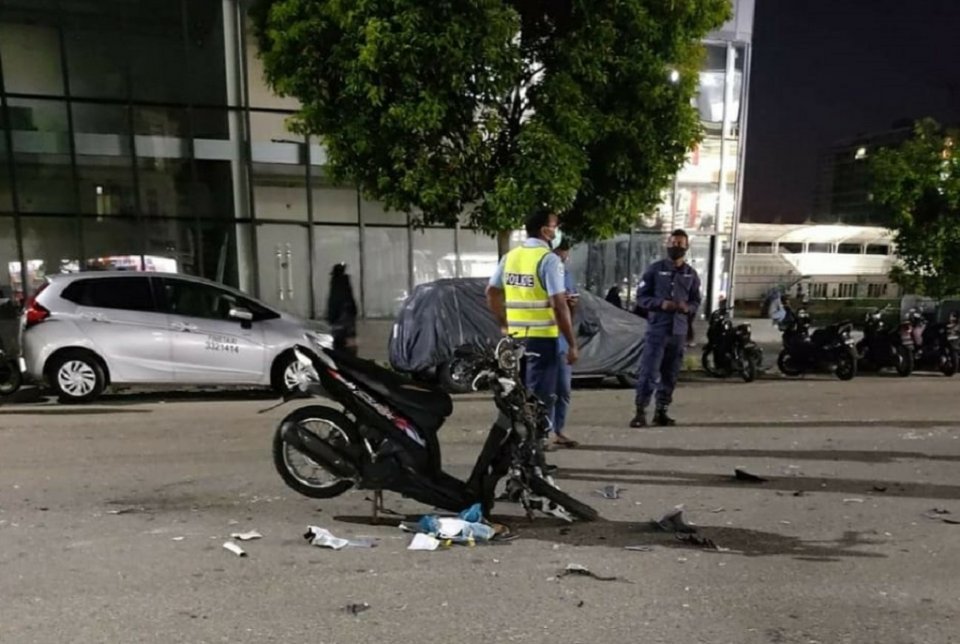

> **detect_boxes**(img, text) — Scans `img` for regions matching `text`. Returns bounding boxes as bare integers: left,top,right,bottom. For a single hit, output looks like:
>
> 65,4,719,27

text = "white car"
19,271,332,403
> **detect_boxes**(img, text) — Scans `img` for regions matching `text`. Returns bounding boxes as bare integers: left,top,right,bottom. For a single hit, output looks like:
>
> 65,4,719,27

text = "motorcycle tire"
940,345,959,377
777,349,803,377
701,346,731,378
740,351,759,383
835,348,858,381
527,475,599,522
0,360,22,396
438,357,480,394
895,345,914,377
272,405,359,499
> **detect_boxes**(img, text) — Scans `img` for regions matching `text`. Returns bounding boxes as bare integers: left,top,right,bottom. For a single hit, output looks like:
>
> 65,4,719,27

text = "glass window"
199,220,250,289
159,277,276,321
143,218,199,276
250,111,303,165
185,0,229,106
412,228,455,285
456,229,499,278
62,276,155,311
63,24,129,99
243,18,300,110
313,226,360,319
193,161,235,218
72,104,136,217
19,216,80,294
127,1,188,104
363,227,409,317
7,99,76,214
0,21,64,95
0,217,21,309
133,106,191,218
82,217,144,270
253,163,307,222
360,197,406,225
311,178,358,223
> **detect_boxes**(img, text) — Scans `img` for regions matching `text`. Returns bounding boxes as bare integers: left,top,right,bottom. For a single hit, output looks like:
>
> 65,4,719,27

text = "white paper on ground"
408,533,441,551
223,541,247,557
306,526,350,550
230,531,263,541
436,518,468,538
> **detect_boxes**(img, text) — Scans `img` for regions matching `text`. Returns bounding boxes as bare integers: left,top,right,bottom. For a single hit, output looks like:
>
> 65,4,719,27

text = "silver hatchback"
19,272,332,403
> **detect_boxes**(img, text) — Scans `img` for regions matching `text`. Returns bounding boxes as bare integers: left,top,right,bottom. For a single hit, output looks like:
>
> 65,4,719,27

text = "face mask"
550,229,564,250
667,246,687,260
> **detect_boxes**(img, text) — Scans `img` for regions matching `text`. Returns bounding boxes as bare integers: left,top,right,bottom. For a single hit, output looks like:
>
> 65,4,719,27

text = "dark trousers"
635,332,686,409
523,338,561,432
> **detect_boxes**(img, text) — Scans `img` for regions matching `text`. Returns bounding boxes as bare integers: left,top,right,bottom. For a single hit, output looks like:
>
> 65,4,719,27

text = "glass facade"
0,0,752,319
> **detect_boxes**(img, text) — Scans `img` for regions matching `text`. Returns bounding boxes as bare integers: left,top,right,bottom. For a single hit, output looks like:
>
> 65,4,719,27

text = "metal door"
256,224,311,319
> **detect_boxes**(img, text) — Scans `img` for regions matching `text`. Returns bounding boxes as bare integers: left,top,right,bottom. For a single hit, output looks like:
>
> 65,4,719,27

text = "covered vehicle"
389,278,646,392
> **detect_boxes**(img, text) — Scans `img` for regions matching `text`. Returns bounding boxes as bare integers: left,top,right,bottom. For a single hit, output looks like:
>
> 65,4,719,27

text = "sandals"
551,435,580,449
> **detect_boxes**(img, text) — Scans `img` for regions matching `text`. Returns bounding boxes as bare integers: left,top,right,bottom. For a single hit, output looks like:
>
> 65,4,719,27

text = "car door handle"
171,322,198,332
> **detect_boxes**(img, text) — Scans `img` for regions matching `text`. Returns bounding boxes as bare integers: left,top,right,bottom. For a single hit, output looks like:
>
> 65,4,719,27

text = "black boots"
653,406,676,427
629,407,647,428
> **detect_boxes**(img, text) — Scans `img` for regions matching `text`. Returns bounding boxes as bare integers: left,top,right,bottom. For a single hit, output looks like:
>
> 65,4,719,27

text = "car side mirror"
229,307,254,325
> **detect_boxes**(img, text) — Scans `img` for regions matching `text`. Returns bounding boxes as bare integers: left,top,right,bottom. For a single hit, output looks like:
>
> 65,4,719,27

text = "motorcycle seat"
332,351,454,431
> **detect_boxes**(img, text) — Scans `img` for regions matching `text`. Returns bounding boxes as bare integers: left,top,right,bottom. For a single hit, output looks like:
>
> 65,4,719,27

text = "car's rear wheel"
48,350,106,404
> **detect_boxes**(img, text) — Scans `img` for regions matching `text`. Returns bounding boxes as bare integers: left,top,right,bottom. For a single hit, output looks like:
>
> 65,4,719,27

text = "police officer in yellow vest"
486,208,579,448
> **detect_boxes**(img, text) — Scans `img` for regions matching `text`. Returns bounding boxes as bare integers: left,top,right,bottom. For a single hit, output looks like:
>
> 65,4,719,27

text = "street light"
668,69,681,84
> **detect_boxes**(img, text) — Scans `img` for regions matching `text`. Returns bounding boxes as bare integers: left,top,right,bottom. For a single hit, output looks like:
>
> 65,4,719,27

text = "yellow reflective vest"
503,245,559,339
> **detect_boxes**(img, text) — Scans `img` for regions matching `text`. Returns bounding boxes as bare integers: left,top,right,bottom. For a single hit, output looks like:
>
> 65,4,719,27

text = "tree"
871,118,960,298
250,0,730,252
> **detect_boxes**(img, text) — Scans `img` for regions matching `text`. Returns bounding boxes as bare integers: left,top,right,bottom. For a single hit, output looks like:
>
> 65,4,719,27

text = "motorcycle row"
701,295,960,382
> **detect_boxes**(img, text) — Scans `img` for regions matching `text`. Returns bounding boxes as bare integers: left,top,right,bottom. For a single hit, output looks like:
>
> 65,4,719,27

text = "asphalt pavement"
1,374,959,644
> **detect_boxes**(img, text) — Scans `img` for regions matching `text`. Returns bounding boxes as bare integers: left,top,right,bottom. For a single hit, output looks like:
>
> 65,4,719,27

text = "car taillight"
24,283,51,328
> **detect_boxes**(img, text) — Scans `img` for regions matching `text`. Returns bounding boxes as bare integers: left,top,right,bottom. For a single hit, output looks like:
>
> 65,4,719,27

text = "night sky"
741,0,960,223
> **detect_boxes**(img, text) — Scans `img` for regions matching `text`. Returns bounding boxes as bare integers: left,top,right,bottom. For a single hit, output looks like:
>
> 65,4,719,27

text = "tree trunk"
497,230,511,259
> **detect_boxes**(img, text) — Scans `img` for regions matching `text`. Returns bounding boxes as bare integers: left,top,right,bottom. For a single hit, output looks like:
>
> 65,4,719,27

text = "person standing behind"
605,286,623,309
630,229,701,427
551,237,579,447
486,208,579,447
327,263,359,355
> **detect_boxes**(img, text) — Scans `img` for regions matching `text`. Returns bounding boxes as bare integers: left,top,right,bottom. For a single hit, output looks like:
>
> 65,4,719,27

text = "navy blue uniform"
635,259,702,409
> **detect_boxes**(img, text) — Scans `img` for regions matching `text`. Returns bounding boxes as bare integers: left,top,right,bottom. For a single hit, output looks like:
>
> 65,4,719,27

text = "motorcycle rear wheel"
940,345,959,377
835,348,857,381
777,349,803,377
895,346,914,377
527,475,599,522
702,346,732,378
273,406,358,499
740,350,759,383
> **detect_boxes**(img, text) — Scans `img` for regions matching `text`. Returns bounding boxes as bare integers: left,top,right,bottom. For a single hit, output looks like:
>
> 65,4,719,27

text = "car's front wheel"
272,350,313,396
48,350,106,404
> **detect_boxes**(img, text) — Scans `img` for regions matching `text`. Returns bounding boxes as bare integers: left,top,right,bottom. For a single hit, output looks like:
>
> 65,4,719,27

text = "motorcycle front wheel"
835,347,858,381
895,345,914,377
940,345,958,377
272,405,359,499
527,475,599,522
777,349,803,377
702,346,731,378
740,348,760,383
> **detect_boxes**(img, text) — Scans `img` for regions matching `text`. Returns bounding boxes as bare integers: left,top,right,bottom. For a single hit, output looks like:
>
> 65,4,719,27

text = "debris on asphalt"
304,526,376,550
230,530,262,541
923,510,959,524
873,485,888,492
929,508,951,515
408,533,442,551
625,545,654,552
710,507,726,513
222,541,247,557
343,603,371,615
655,506,697,534
172,537,185,542
793,490,805,497
595,484,622,500
400,503,500,547
843,498,865,504
106,508,140,515
734,468,768,483
675,533,720,551
558,563,626,583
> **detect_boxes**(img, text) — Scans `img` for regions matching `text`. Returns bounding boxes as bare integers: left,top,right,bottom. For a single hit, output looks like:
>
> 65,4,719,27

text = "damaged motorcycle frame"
271,338,598,523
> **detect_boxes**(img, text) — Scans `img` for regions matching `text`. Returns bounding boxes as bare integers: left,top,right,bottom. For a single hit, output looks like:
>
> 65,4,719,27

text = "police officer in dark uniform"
630,229,702,427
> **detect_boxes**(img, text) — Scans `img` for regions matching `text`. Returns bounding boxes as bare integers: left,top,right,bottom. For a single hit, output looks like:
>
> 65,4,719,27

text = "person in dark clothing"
327,263,358,355
629,229,702,428
605,287,623,309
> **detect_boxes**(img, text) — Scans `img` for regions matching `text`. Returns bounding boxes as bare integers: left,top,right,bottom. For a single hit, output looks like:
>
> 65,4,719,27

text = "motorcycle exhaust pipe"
280,422,358,479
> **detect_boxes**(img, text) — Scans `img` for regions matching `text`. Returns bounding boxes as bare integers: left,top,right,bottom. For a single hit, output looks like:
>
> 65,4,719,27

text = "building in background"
0,0,754,320
811,121,915,226
735,223,899,304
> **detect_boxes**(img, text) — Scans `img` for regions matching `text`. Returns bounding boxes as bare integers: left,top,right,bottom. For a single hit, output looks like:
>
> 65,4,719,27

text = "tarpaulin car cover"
389,278,646,377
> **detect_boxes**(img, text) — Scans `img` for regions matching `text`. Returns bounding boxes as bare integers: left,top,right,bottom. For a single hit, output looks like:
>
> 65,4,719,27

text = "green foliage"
250,0,730,240
871,118,960,298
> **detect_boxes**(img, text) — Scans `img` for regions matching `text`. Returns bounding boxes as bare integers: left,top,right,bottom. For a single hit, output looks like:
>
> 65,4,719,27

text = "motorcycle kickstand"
370,489,385,525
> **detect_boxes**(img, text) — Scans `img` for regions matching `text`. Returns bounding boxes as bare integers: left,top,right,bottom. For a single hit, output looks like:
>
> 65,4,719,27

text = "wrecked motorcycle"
271,337,598,522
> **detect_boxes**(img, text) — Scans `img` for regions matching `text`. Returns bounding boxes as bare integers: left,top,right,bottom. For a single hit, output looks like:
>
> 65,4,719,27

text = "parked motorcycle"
271,337,598,522
0,336,22,397
856,305,914,377
906,308,958,376
776,296,857,380
701,302,763,382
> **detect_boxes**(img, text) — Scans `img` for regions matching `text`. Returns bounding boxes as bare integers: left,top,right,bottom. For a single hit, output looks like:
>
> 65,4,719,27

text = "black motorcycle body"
0,336,22,397
272,339,597,522
777,302,857,380
908,309,959,377
701,305,763,382
856,306,913,376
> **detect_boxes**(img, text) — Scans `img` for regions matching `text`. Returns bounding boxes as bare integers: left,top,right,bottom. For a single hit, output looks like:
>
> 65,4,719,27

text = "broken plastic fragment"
222,541,246,557
655,506,697,534
595,484,622,500
230,530,262,541
559,563,625,582
408,533,442,551
304,526,350,550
